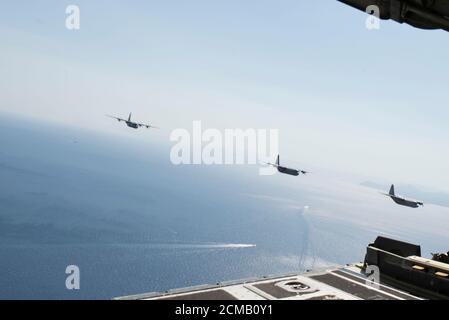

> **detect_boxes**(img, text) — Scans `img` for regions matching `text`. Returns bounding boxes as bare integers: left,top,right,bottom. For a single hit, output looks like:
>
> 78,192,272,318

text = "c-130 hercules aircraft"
266,155,308,176
106,113,159,130
382,184,424,208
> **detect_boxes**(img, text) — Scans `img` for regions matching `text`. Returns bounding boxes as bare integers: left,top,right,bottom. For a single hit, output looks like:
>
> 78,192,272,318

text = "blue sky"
1,1,448,191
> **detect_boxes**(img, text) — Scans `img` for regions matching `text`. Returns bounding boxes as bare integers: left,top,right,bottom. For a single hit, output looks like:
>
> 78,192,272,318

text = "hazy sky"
1,1,448,191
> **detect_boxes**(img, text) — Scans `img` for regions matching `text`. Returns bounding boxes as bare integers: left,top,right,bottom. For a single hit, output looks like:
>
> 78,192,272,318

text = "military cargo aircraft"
106,113,159,130
382,184,424,208
266,155,308,176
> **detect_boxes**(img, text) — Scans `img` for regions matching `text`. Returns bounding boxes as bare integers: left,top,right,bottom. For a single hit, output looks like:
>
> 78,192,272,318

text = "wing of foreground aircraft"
338,0,449,32
136,122,160,129
106,114,127,122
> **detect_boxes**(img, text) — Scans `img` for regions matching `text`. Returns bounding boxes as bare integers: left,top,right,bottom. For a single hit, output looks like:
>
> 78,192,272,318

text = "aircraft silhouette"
106,113,159,130
266,155,308,176
382,185,424,208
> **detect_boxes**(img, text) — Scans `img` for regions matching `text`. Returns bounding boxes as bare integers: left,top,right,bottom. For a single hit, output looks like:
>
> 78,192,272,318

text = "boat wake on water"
138,243,257,249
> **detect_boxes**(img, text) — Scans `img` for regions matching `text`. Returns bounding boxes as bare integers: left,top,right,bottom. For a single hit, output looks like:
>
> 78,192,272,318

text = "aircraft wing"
106,115,127,122
338,0,449,32
380,192,395,198
380,192,407,201
262,162,278,168
136,123,160,129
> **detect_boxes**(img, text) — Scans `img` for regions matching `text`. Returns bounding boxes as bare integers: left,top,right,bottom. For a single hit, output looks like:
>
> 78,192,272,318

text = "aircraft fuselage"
126,122,139,129
390,196,421,208
277,166,299,176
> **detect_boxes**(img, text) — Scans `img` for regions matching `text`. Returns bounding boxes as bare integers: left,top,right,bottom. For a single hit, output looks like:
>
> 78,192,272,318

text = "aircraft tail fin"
128,113,132,122
389,184,395,196
276,155,280,166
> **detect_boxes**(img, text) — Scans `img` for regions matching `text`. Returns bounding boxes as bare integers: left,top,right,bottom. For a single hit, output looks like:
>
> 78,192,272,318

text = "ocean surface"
1,114,449,299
